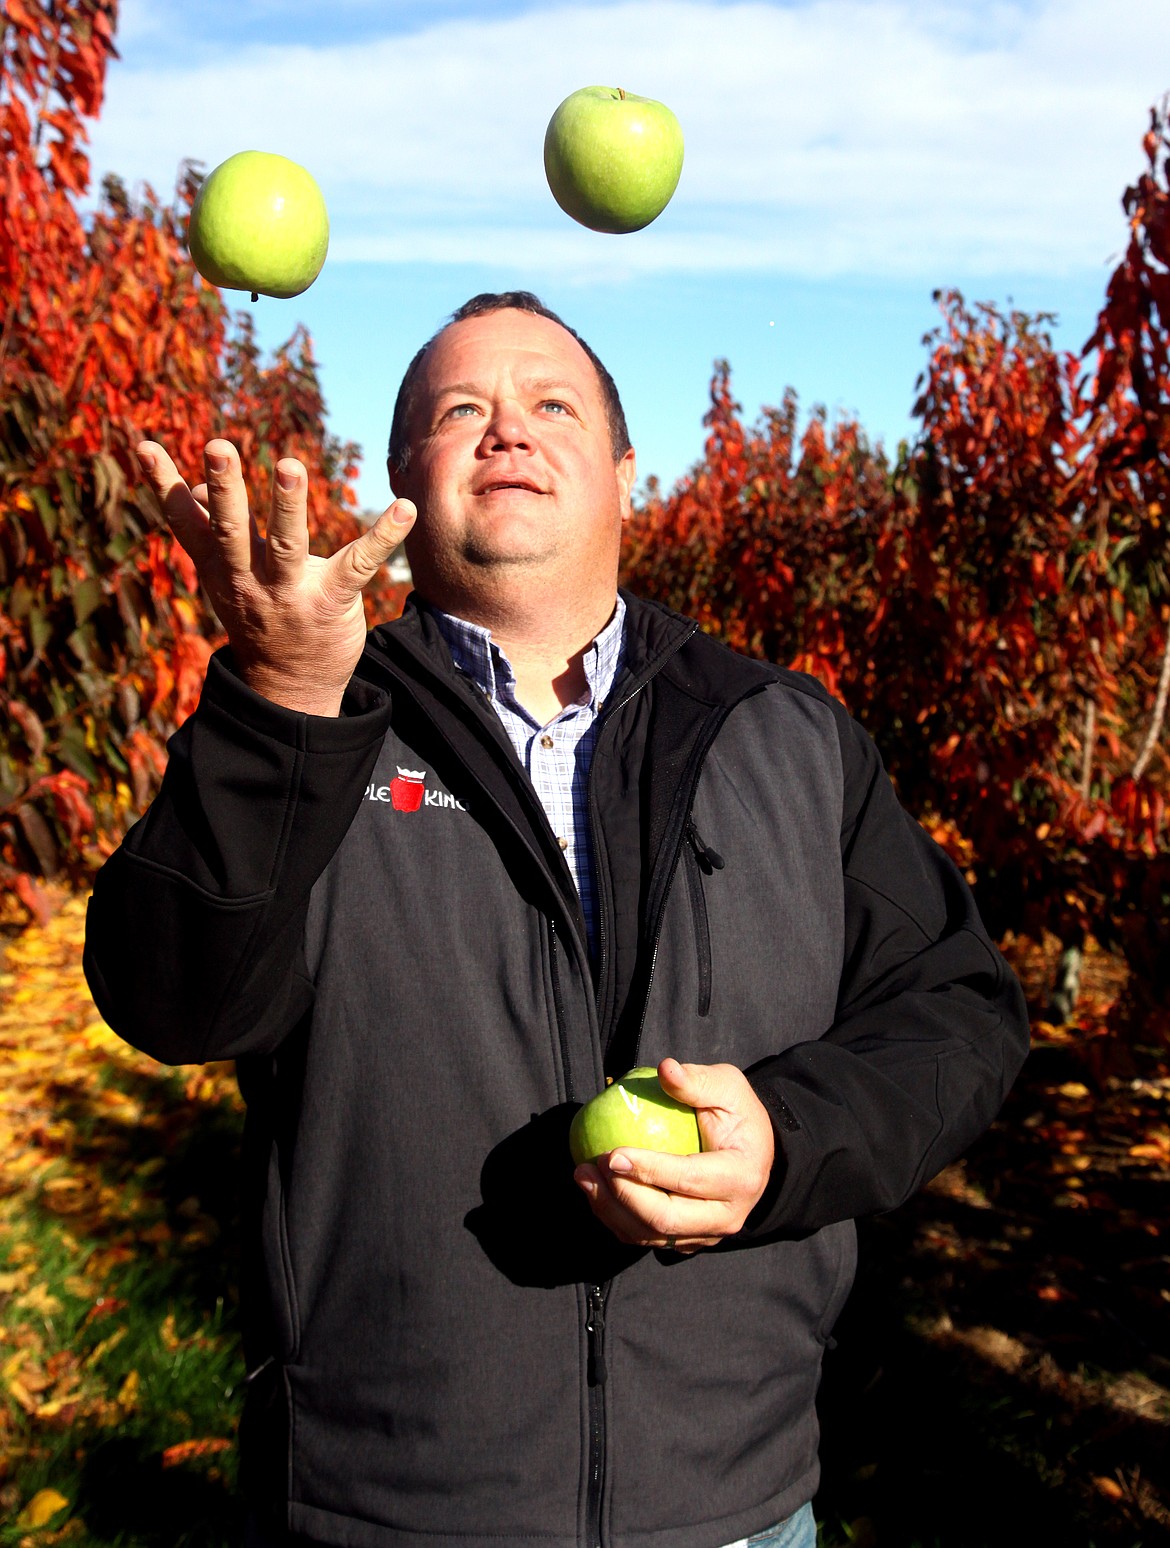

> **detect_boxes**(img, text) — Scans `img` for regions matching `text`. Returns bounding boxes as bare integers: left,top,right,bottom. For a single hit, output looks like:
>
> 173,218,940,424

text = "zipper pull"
586,1285,608,1387
686,819,725,875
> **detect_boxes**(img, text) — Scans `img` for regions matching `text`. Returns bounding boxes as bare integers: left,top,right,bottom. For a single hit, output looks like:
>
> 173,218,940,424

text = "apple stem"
618,88,626,100
251,291,258,303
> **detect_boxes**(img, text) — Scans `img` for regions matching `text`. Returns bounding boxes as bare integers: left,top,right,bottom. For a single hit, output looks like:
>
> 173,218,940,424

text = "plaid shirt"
429,595,627,958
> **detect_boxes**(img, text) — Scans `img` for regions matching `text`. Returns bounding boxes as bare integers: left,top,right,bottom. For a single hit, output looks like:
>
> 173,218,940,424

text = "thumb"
659,1059,767,1161
341,498,417,588
374,496,418,548
657,1057,720,1109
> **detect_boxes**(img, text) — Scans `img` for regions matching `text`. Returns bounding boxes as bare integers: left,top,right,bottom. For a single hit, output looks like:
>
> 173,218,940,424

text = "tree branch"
1079,697,1097,799
34,15,62,154
1132,619,1170,781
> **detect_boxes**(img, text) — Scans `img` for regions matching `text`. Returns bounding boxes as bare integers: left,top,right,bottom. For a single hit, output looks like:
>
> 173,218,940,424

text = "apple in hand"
188,150,330,301
544,86,684,234
569,1066,702,1165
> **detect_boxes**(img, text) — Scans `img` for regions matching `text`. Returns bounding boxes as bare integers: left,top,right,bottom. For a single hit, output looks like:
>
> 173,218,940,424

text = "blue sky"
85,0,1170,514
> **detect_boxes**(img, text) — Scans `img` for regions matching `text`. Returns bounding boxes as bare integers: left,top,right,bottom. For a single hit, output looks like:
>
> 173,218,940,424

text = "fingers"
573,1058,778,1250
202,438,258,575
264,458,310,585
137,438,259,580
139,439,418,609
575,1162,720,1252
575,1151,749,1256
601,1144,736,1201
330,498,418,594
136,441,215,570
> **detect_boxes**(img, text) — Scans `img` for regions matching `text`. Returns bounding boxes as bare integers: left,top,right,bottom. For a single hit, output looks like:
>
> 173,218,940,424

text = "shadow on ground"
25,1059,246,1333
18,1033,1169,1546
8,1063,249,1547
815,1052,1170,1547
76,1433,245,1548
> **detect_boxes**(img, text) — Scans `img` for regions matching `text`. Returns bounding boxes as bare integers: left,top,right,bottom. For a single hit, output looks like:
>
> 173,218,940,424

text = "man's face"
389,308,636,609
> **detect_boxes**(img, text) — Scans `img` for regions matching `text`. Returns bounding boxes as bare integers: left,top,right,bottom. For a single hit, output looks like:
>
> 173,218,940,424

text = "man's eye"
447,404,479,419
541,400,570,414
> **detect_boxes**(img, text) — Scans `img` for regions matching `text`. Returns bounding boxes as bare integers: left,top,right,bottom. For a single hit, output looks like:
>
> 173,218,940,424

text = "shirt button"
557,836,569,850
540,734,554,750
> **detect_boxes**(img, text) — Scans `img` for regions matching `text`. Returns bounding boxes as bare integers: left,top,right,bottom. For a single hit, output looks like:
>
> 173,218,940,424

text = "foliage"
624,108,1170,1053
1,3,1167,1056
0,0,397,918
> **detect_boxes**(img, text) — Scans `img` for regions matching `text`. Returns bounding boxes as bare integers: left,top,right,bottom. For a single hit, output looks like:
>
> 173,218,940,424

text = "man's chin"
462,544,558,571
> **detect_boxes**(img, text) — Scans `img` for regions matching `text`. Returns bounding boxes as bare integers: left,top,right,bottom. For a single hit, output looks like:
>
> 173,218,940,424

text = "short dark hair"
387,291,631,474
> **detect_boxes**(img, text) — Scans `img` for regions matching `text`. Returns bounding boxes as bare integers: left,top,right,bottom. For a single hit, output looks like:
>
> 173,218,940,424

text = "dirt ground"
814,933,1170,1546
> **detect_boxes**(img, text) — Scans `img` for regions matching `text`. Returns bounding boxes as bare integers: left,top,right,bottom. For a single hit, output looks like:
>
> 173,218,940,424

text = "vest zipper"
588,675,649,1042
585,1281,609,1548
683,820,725,1017
547,919,575,1105
631,705,741,1068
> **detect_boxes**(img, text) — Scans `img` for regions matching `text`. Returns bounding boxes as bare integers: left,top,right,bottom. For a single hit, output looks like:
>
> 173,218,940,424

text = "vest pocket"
684,820,724,1017
260,1138,301,1364
815,1219,858,1347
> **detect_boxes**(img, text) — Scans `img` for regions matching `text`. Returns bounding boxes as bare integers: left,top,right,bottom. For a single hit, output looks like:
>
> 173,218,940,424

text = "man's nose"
480,400,531,452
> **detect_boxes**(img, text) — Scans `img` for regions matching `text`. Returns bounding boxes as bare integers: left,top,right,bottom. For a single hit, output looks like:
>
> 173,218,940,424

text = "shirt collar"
429,594,627,722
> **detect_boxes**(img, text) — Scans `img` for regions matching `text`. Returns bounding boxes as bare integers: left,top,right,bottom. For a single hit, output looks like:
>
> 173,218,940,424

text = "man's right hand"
137,437,417,716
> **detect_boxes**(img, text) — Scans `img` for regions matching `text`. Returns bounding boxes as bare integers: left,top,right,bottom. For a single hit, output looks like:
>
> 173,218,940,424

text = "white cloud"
85,0,1170,279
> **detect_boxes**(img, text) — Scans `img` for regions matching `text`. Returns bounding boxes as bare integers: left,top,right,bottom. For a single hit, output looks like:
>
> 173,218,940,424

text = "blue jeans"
245,1502,817,1548
724,1502,818,1548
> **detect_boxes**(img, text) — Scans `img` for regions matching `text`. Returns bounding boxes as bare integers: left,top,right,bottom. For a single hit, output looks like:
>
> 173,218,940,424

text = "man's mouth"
476,478,545,495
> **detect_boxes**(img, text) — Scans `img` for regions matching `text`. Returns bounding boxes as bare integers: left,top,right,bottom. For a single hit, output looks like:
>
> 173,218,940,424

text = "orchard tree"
1080,95,1170,1041
0,0,394,921
623,113,1170,1051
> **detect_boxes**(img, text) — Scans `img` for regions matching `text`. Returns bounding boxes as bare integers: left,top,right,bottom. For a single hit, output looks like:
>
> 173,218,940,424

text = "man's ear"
387,456,407,501
616,447,637,522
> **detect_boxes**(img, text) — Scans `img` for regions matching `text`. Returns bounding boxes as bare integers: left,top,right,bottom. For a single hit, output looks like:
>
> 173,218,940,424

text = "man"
84,292,1030,1548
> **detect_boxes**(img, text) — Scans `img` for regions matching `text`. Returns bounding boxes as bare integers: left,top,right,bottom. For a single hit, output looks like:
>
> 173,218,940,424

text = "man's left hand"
573,1058,776,1253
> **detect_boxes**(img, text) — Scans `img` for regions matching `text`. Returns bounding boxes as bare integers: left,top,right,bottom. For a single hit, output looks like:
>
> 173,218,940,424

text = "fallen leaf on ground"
18,1486,70,1526
161,1437,233,1468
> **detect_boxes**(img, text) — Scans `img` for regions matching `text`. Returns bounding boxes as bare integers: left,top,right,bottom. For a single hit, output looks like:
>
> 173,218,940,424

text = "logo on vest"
365,767,467,813
390,766,426,812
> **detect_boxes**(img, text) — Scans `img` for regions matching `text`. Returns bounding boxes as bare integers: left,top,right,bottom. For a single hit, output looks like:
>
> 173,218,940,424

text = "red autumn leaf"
82,1296,128,1326
161,1438,233,1469
4,0,45,32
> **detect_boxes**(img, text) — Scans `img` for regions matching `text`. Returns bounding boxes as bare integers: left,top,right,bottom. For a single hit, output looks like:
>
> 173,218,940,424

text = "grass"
0,894,1167,1546
0,891,248,1545
0,1115,247,1547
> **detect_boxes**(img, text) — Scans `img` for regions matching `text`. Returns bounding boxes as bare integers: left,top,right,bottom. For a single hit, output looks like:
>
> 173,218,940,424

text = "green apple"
544,86,684,234
569,1066,702,1165
188,150,329,301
